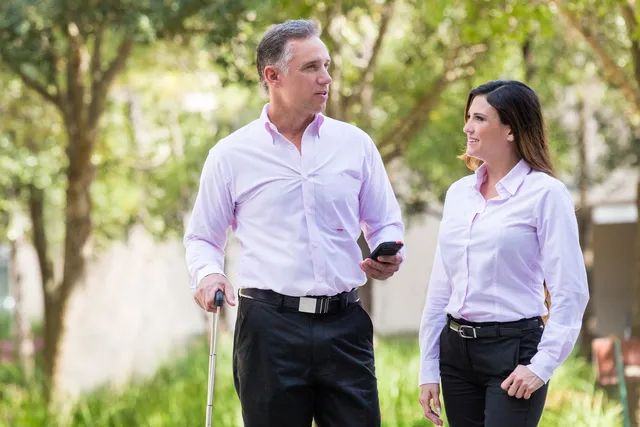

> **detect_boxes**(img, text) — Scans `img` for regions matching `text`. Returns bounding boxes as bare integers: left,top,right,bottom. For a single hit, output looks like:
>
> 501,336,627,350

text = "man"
184,19,405,427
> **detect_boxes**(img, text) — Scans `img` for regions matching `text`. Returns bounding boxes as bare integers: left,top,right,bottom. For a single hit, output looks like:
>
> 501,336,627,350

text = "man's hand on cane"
419,384,444,426
194,273,237,312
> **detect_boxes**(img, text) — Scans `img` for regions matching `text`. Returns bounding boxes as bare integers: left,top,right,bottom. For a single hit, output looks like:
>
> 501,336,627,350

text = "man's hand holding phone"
359,241,403,281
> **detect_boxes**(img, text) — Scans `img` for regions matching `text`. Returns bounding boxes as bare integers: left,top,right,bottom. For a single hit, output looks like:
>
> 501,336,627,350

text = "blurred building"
589,167,638,337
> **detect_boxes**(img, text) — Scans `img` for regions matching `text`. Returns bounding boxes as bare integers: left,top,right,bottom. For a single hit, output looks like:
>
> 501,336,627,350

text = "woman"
418,80,589,427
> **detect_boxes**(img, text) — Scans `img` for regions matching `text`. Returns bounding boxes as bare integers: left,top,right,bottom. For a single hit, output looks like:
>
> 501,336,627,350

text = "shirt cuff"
192,265,226,290
419,359,440,386
527,351,554,383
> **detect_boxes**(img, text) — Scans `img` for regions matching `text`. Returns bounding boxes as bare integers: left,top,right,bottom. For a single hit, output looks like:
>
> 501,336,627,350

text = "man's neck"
268,102,316,142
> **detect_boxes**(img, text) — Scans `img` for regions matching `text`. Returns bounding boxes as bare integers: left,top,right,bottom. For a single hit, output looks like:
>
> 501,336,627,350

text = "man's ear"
264,65,281,88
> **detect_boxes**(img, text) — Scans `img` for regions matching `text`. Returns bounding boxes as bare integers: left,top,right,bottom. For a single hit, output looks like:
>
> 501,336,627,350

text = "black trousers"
232,295,380,427
440,318,549,427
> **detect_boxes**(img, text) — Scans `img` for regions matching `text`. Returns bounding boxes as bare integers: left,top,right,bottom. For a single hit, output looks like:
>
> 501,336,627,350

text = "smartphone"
367,241,404,260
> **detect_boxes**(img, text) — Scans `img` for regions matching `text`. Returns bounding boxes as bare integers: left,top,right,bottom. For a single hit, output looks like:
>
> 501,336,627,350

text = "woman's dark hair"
461,80,555,177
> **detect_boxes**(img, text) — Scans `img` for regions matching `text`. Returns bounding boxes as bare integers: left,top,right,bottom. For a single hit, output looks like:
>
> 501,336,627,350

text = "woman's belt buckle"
457,324,477,339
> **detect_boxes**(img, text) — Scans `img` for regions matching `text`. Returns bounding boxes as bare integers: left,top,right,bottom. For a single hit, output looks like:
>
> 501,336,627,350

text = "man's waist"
239,287,360,315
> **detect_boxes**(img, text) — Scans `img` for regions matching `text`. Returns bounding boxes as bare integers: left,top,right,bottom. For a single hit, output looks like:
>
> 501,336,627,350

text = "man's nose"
319,68,332,85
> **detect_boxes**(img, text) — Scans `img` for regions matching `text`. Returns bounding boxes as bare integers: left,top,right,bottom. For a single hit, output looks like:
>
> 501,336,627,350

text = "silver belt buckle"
298,297,317,314
457,324,477,339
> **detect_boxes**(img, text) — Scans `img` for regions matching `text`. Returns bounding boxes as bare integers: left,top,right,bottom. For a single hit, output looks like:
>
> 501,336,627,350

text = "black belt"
448,315,543,339
239,288,360,315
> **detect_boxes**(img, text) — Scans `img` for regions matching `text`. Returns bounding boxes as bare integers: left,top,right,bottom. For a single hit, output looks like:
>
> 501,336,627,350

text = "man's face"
276,36,332,114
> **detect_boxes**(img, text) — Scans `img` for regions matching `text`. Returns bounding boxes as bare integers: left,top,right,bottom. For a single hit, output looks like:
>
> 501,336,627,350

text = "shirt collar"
259,103,325,143
472,159,532,197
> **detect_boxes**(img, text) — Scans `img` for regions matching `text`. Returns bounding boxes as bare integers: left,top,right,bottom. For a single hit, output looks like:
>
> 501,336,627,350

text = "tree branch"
88,36,133,130
353,0,396,100
377,43,486,164
160,0,217,36
9,64,61,108
66,22,86,124
90,23,105,83
552,1,640,111
620,1,640,88
27,183,55,290
378,73,448,164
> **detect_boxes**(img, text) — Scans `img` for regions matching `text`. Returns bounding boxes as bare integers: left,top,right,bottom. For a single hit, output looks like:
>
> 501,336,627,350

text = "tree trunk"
575,99,595,360
42,126,95,403
10,237,35,379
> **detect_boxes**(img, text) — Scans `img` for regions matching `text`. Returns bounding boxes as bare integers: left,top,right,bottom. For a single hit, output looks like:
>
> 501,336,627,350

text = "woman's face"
463,95,514,164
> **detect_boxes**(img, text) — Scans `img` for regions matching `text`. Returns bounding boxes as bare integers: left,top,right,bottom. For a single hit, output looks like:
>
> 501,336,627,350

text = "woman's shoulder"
525,170,569,195
446,173,476,196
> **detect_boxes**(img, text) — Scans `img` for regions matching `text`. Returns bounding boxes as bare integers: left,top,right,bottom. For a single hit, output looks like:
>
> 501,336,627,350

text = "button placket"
300,131,325,285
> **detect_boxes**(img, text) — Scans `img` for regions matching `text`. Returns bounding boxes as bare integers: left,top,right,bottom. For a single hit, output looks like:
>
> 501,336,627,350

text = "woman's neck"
483,155,521,185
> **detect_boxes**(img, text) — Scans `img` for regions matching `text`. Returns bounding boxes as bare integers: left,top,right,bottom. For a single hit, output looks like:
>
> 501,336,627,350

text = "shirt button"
302,174,308,179
307,208,314,214
311,242,319,248
288,145,294,150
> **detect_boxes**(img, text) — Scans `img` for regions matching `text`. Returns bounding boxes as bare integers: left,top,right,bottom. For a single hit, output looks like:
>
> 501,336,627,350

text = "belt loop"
277,294,285,313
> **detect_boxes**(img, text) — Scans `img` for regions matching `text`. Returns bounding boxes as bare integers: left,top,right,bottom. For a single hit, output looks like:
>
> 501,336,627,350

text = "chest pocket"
321,171,361,229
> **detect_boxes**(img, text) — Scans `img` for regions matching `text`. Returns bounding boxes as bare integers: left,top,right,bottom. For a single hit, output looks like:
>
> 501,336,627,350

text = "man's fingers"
224,282,237,306
370,258,400,273
376,254,402,265
360,261,395,280
362,259,385,273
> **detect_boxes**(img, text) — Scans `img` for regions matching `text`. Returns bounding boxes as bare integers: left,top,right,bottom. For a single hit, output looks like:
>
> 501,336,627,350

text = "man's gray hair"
256,19,320,92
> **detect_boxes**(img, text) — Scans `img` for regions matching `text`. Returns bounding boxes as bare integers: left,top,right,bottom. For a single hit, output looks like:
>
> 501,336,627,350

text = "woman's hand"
501,365,544,399
419,383,444,426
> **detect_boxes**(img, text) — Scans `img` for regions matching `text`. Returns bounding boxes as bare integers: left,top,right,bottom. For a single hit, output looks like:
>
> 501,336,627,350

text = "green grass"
0,333,623,427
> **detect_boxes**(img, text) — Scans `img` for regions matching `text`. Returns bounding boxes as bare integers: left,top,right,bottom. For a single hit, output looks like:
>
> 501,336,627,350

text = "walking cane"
206,290,225,427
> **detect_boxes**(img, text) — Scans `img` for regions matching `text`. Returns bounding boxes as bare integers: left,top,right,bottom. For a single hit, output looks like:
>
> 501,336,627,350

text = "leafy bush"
0,334,622,427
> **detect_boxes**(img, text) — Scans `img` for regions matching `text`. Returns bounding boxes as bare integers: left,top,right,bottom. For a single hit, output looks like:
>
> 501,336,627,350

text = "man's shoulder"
209,118,263,154
322,116,372,141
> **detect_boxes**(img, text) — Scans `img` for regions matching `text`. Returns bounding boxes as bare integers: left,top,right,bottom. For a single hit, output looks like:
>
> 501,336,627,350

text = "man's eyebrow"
300,58,331,67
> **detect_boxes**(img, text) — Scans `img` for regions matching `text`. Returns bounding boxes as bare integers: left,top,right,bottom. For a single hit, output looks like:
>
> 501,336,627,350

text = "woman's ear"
507,129,514,142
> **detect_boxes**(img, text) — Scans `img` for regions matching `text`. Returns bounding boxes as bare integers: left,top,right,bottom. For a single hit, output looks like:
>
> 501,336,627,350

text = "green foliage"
0,335,622,427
